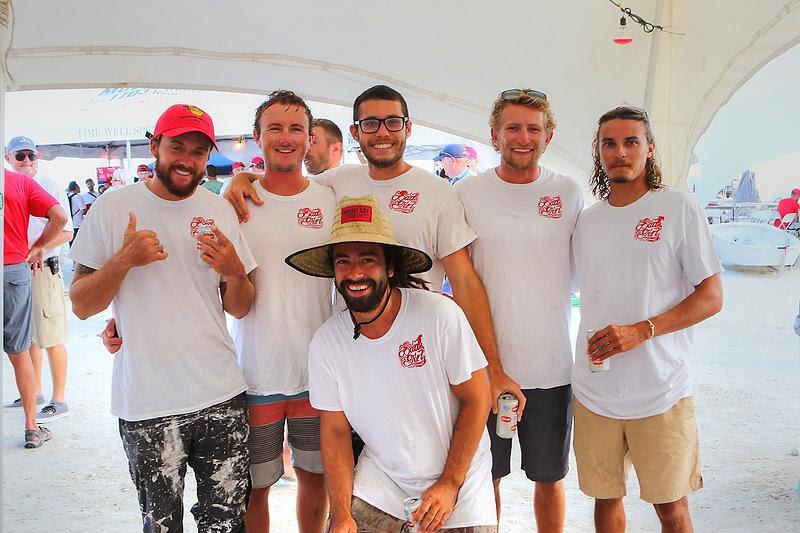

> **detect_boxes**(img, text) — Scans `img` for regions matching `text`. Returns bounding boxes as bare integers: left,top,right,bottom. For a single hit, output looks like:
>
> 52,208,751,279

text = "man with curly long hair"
571,106,724,533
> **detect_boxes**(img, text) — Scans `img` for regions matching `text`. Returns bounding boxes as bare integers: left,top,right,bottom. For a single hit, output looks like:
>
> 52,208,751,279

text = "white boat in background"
710,222,800,267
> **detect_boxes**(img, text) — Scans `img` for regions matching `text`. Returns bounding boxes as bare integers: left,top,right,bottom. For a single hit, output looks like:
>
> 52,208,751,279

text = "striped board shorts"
247,391,323,488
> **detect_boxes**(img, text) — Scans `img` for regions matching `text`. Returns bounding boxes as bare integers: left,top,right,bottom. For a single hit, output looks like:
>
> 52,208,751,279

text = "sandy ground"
3,263,800,532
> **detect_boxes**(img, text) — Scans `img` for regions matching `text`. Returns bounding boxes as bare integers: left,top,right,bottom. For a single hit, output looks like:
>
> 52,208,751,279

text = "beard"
336,275,389,313
361,137,406,169
500,144,544,172
154,159,203,198
304,153,329,175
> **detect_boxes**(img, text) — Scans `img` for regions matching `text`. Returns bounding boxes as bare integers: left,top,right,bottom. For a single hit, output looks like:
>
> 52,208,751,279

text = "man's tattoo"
74,263,96,275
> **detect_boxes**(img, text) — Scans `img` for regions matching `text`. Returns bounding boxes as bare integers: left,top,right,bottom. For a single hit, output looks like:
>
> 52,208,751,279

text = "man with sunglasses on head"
4,136,75,424
225,85,514,438
455,89,583,532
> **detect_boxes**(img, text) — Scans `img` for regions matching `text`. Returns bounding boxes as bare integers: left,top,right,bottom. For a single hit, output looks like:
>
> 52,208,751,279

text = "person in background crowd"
774,187,800,228
232,161,246,174
66,181,86,246
202,164,223,194
572,106,723,533
304,118,344,175
135,164,153,183
464,146,479,174
4,136,74,423
250,156,265,173
3,168,69,448
84,178,99,208
434,144,472,185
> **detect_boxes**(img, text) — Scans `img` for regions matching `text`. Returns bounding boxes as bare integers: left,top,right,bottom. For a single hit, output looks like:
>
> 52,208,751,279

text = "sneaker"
36,402,70,423
24,426,53,449
5,395,46,408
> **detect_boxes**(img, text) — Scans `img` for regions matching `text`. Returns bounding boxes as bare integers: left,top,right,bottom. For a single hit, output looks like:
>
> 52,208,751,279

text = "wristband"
645,319,655,339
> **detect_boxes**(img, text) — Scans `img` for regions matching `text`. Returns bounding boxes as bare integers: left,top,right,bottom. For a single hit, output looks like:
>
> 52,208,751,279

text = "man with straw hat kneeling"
286,195,497,533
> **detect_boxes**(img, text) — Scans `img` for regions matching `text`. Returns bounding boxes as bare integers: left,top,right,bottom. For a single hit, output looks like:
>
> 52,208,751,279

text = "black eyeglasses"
500,89,547,101
354,116,408,134
14,152,38,161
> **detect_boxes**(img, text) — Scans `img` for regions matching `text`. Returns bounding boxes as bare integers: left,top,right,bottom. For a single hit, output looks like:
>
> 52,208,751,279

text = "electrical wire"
607,0,685,36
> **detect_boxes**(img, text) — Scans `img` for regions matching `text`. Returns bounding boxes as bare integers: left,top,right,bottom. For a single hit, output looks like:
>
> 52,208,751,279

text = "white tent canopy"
2,0,800,186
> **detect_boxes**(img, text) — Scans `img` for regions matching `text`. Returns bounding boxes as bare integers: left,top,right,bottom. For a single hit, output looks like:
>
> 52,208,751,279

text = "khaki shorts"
31,266,68,349
573,396,703,504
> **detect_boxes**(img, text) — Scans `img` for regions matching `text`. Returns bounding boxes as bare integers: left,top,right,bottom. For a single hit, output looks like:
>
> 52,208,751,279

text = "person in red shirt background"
774,188,800,228
3,169,69,448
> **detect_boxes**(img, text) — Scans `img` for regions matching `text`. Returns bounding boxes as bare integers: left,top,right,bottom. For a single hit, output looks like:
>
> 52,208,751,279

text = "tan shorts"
573,396,703,504
31,267,68,349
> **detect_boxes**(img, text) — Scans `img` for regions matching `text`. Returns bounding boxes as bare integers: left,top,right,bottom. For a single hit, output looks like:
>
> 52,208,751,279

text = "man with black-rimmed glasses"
455,89,583,532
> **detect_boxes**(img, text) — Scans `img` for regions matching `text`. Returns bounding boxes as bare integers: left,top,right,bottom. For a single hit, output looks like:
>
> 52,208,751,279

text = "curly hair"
590,106,663,200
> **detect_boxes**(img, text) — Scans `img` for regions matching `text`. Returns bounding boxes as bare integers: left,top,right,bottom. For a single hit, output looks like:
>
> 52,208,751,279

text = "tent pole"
126,139,131,170
642,0,666,111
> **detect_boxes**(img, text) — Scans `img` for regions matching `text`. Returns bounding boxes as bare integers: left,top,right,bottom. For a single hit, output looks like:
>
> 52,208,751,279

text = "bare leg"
28,342,44,396
534,480,565,532
45,343,68,403
653,497,693,533
245,486,269,532
595,498,626,533
7,351,39,430
492,478,502,522
295,468,328,533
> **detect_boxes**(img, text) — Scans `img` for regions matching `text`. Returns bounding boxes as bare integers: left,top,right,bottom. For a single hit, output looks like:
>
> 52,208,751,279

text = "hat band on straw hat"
285,195,432,278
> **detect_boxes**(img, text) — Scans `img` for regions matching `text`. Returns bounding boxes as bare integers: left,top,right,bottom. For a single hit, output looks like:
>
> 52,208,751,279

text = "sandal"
24,426,53,449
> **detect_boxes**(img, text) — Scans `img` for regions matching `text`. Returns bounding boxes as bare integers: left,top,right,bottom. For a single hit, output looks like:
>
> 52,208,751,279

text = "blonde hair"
489,94,557,134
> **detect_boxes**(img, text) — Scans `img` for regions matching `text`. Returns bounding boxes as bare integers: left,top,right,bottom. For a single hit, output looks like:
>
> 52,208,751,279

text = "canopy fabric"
3,1,800,187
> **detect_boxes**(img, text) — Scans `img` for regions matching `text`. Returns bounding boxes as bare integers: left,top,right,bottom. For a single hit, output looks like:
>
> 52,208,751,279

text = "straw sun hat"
285,195,432,278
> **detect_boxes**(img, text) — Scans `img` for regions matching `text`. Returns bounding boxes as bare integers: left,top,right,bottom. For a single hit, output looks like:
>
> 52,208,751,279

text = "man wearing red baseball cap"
250,156,265,173
135,163,153,183
231,161,246,174
775,188,800,229
69,104,256,532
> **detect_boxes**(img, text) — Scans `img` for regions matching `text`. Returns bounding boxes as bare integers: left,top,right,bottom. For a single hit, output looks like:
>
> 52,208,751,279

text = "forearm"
321,417,355,520
220,273,255,319
70,255,132,319
450,276,502,371
647,275,723,337
43,230,73,254
32,220,68,254
439,382,491,488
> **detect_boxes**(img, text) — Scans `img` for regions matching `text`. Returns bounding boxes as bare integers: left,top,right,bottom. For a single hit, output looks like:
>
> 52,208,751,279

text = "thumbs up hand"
119,212,168,268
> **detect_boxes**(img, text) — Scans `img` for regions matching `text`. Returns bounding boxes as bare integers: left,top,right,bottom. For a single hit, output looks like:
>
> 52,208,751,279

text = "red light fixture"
613,16,634,45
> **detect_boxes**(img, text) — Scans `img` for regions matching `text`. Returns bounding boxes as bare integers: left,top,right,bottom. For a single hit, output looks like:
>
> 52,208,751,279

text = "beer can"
586,328,610,372
196,223,214,267
496,393,519,439
403,497,422,533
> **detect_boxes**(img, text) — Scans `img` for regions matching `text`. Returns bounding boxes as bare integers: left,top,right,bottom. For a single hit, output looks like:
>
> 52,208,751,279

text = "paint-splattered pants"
119,393,249,533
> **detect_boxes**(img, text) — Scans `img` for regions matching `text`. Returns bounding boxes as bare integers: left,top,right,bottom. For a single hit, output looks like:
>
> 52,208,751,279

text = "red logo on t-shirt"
634,216,665,242
297,207,324,229
538,195,563,219
189,216,215,238
398,335,426,368
389,190,420,214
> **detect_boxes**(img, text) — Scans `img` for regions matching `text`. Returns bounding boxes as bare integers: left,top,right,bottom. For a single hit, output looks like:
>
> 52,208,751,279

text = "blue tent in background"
734,170,761,204
144,151,236,177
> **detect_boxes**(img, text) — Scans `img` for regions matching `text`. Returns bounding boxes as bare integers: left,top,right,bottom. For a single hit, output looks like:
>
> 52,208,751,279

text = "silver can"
496,393,519,439
586,328,610,372
195,223,215,267
403,497,422,533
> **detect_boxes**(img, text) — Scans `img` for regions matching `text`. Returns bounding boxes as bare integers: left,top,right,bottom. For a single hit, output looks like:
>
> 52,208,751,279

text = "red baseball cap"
251,156,264,165
232,161,245,169
137,164,151,172
792,188,800,195
152,104,218,150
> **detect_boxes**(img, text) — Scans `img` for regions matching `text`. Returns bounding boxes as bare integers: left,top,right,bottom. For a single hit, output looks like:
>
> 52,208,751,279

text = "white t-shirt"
28,175,72,260
67,191,86,228
232,180,336,395
571,188,722,419
456,167,584,389
314,164,476,291
82,190,99,206
309,289,496,528
69,182,256,421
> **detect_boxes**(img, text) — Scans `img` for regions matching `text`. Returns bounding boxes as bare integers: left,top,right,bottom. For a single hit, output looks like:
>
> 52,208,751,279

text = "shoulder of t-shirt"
405,166,453,192
315,163,366,187
652,187,697,210
310,311,348,350
307,179,337,200
453,169,489,194
406,288,462,324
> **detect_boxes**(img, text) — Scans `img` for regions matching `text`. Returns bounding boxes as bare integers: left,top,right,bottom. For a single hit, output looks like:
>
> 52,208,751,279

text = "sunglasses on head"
500,89,547,101
14,152,38,161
